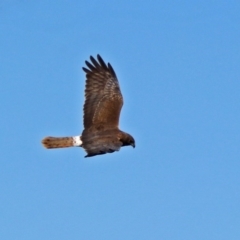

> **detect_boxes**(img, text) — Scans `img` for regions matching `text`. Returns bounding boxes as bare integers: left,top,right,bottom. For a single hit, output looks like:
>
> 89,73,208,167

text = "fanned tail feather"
41,136,82,149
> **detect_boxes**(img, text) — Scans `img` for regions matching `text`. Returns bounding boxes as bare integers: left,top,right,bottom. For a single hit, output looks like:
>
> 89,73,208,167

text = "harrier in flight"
42,55,135,157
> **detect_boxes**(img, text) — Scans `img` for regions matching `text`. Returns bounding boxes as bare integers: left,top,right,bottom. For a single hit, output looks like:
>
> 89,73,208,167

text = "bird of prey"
41,54,135,157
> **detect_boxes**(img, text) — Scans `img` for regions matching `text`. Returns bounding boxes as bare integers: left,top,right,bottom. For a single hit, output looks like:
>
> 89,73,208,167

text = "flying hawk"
42,54,135,157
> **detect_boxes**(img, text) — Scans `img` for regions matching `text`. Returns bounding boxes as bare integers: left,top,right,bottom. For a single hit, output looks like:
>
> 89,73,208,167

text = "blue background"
1,1,240,239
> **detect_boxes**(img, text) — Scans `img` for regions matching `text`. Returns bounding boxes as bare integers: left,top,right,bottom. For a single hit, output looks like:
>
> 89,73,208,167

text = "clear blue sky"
1,1,240,239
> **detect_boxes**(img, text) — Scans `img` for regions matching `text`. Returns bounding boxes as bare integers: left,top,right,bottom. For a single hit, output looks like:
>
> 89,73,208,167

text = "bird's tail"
41,136,82,149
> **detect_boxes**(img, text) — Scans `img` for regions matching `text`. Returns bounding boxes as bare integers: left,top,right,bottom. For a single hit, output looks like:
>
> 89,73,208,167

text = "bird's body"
42,55,135,157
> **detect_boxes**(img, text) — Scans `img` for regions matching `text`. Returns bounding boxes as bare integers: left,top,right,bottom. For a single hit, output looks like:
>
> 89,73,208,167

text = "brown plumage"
42,54,135,157
42,137,80,149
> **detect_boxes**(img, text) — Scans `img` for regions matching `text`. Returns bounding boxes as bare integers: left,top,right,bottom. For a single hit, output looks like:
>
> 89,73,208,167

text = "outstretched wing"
82,55,123,129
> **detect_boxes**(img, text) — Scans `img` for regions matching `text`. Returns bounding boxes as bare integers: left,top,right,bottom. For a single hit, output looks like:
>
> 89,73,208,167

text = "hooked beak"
131,143,135,148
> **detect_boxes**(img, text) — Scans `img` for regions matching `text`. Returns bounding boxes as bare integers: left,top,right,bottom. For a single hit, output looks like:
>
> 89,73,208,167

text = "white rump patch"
73,136,82,147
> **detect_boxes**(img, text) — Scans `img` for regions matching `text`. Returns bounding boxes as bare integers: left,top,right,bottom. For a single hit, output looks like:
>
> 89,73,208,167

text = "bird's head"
120,132,135,148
